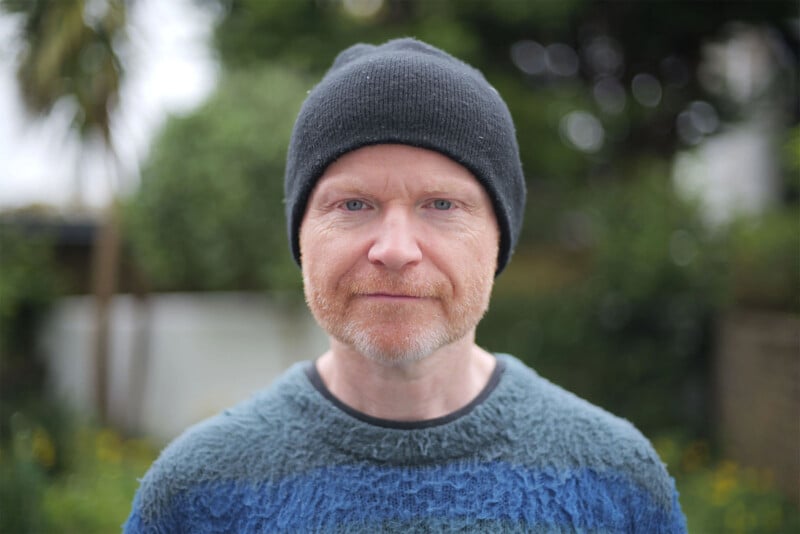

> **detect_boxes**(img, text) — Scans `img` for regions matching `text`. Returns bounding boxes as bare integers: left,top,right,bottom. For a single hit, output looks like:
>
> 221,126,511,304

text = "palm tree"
4,0,127,423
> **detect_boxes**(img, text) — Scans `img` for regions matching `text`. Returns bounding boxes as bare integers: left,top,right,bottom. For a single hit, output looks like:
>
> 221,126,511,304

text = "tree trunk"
90,204,121,425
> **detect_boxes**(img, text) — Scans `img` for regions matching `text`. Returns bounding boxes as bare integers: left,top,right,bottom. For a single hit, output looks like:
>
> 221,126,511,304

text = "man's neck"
315,336,496,422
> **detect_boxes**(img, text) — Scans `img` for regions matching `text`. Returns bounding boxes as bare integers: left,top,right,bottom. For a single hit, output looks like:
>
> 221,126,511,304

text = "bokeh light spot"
511,40,546,76
676,100,719,145
688,100,719,134
593,76,626,114
546,43,579,77
560,110,605,153
342,0,383,19
631,73,662,107
584,36,623,76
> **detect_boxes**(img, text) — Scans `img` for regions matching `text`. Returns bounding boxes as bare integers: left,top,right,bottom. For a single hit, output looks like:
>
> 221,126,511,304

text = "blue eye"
344,199,365,211
432,199,452,210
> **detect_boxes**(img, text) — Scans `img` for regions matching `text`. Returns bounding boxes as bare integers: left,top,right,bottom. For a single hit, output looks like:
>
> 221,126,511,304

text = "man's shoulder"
500,353,657,446
157,362,314,468
128,362,317,522
497,354,675,502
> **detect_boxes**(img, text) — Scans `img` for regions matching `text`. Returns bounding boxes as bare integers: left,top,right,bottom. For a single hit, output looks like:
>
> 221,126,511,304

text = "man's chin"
337,326,450,367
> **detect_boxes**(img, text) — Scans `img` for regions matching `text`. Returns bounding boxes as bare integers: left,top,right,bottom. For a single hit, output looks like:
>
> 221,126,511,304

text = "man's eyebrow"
314,179,371,195
417,185,477,195
417,181,486,199
310,180,374,204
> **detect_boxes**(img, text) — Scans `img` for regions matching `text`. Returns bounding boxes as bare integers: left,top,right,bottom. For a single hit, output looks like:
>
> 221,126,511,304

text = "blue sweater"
125,354,686,533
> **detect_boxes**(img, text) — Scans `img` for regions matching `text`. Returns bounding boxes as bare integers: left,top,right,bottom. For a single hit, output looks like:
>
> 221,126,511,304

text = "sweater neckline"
304,357,506,430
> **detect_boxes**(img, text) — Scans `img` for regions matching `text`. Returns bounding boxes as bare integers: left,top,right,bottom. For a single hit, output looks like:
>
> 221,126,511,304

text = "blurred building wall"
715,309,800,506
39,292,328,445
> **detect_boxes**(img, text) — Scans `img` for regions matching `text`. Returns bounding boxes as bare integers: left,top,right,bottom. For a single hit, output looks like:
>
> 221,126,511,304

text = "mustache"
342,273,446,299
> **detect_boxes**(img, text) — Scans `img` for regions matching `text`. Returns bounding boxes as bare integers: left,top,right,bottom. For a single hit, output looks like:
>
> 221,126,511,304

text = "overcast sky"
0,0,218,211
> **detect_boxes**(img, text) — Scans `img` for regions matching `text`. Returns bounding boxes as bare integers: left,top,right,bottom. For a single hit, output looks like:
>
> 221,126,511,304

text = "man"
125,38,686,533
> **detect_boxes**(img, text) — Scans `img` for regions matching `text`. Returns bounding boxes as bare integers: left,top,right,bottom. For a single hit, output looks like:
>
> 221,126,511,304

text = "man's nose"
367,209,423,271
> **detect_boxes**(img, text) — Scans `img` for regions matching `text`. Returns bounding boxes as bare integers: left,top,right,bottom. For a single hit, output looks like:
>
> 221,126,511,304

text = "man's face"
299,144,499,365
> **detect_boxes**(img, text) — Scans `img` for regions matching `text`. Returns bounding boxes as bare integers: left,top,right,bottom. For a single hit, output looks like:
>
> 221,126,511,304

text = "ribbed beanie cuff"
284,38,526,275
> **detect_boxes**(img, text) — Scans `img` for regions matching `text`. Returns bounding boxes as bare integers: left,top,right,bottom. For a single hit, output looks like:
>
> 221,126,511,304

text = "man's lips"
356,293,431,300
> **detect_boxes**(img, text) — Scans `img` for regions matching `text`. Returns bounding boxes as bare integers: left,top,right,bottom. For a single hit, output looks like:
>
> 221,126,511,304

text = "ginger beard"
302,263,495,366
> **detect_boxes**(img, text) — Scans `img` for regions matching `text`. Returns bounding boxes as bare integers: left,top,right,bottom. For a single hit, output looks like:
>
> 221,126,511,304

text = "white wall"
40,292,328,445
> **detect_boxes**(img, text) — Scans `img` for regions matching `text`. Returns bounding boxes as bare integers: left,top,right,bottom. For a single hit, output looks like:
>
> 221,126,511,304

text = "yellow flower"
95,428,123,464
711,461,739,506
681,440,709,473
31,426,56,469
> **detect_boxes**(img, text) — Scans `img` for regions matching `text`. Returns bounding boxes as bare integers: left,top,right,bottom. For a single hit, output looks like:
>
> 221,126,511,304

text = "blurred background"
0,0,798,531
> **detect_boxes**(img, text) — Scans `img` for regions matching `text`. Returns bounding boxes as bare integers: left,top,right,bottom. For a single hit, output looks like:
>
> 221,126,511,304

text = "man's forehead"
316,144,485,193
316,170,485,195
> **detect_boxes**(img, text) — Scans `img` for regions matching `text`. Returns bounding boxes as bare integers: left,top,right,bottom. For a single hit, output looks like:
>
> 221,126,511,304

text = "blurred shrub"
40,426,155,533
0,226,59,374
784,124,800,196
0,419,156,533
719,124,799,312
0,408,74,533
0,228,151,533
481,168,727,434
124,64,311,292
728,208,799,312
0,412,49,532
0,227,62,438
655,434,800,533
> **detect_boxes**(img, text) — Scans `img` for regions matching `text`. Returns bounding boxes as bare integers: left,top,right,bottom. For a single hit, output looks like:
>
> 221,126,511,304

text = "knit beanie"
285,38,526,275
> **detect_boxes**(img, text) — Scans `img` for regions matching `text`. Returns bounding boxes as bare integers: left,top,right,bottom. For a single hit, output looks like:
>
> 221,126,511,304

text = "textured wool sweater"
124,354,686,533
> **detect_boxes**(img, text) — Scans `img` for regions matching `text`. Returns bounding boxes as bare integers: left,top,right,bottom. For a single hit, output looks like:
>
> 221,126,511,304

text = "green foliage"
0,228,77,533
1,0,126,142
784,124,800,194
0,226,61,438
0,413,48,533
0,226,59,355
728,208,800,312
124,64,312,291
0,416,156,534
585,168,728,304
481,170,727,434
213,0,796,160
215,0,489,72
655,434,800,533
40,427,155,533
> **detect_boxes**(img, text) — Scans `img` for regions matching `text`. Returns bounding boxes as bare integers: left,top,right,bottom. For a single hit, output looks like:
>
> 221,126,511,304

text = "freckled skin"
299,144,500,367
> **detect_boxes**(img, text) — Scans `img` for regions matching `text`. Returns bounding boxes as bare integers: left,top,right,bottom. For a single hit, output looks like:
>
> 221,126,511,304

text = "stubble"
303,268,493,366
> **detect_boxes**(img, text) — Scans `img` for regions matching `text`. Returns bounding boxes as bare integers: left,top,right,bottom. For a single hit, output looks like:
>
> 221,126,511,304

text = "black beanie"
285,38,526,275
